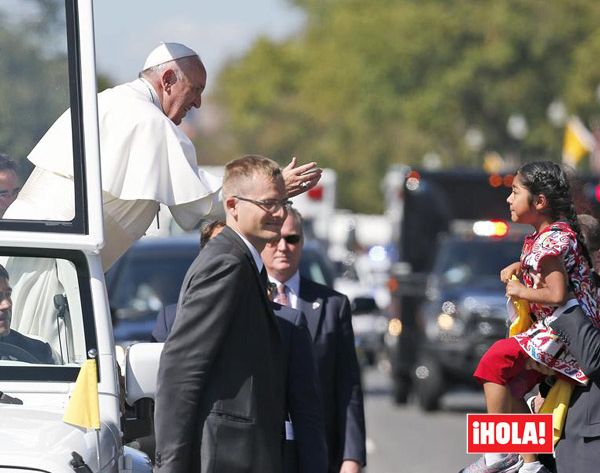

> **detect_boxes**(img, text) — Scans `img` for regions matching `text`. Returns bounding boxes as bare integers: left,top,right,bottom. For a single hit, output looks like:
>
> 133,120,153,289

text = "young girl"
462,161,600,473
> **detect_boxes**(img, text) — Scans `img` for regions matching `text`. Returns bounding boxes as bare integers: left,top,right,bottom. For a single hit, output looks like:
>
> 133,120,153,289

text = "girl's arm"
500,261,521,283
505,255,568,305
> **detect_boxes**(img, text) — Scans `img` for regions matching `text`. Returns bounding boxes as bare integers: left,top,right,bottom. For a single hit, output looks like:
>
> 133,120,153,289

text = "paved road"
363,367,486,473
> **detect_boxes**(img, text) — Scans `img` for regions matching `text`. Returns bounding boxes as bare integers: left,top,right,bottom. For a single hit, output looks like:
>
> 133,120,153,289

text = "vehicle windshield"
433,238,522,286
107,249,198,321
0,251,95,380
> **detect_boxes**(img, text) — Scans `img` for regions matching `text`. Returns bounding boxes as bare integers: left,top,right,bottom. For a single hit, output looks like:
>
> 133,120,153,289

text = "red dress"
474,222,600,391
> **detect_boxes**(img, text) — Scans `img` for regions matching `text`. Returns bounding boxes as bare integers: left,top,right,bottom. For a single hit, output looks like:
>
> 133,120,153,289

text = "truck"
0,1,159,470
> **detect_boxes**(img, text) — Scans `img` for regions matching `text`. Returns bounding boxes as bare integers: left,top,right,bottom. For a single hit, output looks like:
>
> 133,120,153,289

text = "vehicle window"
0,254,91,370
0,0,89,233
108,252,197,321
299,245,335,287
434,240,522,286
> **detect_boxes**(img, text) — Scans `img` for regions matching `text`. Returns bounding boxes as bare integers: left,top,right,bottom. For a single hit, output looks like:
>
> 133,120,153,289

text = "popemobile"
0,1,161,471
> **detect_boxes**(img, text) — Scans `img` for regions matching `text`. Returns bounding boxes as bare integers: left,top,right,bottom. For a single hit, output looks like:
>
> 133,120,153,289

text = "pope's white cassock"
3,78,221,358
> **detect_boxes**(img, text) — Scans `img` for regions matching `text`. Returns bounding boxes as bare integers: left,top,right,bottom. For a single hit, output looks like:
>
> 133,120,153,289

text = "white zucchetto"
143,42,198,70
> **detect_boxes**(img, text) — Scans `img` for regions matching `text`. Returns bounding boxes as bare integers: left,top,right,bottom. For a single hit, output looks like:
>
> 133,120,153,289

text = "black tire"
414,357,445,412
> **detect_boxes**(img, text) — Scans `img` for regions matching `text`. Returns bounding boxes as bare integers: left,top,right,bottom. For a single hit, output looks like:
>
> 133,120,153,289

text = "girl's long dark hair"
518,161,595,273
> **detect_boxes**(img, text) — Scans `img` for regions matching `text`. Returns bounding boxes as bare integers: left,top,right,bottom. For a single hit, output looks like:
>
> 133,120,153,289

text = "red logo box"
467,414,553,454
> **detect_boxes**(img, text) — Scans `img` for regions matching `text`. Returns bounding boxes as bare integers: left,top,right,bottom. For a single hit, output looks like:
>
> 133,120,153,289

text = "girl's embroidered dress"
514,221,600,384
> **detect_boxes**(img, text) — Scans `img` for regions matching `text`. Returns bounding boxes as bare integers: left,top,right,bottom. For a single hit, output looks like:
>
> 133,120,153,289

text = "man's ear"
161,69,178,93
225,197,238,218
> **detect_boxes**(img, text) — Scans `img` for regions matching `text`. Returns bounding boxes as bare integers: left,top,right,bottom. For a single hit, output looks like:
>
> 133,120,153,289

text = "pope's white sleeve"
169,190,222,230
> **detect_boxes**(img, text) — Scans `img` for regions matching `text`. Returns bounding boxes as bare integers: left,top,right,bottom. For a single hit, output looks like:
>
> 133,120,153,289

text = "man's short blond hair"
222,155,283,197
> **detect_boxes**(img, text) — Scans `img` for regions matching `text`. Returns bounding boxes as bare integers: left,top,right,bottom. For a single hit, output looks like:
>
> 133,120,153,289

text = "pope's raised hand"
282,157,322,197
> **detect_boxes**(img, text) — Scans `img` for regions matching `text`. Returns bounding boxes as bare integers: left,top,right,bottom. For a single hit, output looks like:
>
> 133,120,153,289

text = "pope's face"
0,277,13,337
232,173,287,250
163,59,206,125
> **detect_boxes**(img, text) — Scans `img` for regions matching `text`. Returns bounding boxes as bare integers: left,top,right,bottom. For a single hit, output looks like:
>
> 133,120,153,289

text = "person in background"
0,264,53,364
262,207,366,473
0,153,19,217
155,155,288,472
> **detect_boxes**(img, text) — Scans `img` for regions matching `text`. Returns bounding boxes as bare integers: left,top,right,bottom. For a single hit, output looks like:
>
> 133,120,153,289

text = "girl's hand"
506,278,526,299
500,261,521,283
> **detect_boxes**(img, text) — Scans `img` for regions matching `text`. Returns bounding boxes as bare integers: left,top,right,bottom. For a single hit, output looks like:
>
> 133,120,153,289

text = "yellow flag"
562,117,596,167
63,359,100,429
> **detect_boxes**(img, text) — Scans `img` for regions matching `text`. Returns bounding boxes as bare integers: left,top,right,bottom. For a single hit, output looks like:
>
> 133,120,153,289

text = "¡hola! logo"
467,414,553,454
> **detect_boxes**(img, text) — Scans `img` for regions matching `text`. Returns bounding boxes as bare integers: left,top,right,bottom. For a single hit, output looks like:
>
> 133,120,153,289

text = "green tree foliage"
0,0,70,178
213,0,600,212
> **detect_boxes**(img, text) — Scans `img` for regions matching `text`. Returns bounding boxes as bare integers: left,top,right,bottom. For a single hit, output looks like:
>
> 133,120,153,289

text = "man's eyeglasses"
234,196,292,213
0,188,19,198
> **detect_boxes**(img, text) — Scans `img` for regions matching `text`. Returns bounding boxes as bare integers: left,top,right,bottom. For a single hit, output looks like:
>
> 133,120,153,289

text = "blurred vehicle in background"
412,227,523,411
350,295,389,369
107,234,336,347
386,168,600,407
106,235,200,345
387,169,518,405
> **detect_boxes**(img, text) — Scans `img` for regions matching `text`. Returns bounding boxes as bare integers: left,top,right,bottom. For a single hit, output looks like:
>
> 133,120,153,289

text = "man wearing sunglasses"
262,208,366,473
0,154,19,218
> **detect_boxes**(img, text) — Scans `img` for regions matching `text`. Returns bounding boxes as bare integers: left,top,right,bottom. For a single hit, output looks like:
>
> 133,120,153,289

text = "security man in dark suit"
152,219,328,473
262,208,367,473
155,155,290,472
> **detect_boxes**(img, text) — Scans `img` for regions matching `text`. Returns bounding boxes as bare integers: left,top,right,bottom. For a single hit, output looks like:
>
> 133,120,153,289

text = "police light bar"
473,220,509,237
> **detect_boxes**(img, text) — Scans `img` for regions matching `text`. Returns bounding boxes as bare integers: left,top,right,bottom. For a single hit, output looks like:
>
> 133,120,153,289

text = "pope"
5,42,320,269
3,42,321,350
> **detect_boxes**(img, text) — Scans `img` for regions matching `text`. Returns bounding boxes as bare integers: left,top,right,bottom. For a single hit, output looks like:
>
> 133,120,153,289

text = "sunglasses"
282,234,301,245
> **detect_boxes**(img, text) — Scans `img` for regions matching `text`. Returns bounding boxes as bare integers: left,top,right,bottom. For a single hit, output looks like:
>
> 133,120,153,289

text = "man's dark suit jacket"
152,301,328,473
273,302,328,473
151,304,176,343
0,330,54,364
154,227,286,473
298,276,366,472
551,305,600,472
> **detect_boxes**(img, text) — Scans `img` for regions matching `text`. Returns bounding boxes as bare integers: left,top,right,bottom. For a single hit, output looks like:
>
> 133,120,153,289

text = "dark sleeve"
40,342,54,364
154,254,247,471
335,295,367,466
151,306,168,342
288,311,328,473
550,306,600,379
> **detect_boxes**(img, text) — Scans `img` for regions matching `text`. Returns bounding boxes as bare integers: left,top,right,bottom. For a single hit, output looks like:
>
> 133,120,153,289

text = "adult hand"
339,460,361,473
525,358,556,376
282,157,322,197
500,261,521,283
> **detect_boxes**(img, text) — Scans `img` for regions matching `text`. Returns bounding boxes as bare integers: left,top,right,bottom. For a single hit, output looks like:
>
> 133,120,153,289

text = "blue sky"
93,0,305,89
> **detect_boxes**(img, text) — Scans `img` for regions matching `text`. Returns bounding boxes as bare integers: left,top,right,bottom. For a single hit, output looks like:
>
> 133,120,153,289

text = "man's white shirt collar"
269,271,300,309
232,229,264,273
